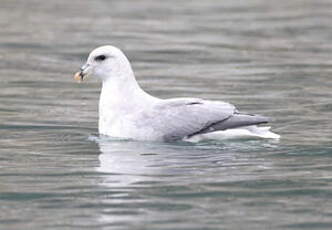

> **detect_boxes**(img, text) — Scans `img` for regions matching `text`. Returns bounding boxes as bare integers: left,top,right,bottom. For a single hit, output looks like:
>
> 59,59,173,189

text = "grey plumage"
136,98,269,141
188,113,269,138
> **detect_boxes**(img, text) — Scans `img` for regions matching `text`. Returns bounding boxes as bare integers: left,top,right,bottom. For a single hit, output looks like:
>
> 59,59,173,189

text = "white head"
75,45,134,82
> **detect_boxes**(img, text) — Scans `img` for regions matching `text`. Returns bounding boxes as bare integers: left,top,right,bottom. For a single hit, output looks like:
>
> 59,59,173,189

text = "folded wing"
137,98,268,141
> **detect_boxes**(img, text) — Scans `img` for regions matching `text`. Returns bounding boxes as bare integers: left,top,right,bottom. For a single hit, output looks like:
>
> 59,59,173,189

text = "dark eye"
95,55,106,62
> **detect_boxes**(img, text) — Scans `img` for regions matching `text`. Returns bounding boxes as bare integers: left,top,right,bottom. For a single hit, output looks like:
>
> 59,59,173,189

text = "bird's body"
75,45,280,142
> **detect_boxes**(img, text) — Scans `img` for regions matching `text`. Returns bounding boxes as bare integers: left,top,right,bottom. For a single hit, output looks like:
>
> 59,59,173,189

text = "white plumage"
76,45,280,142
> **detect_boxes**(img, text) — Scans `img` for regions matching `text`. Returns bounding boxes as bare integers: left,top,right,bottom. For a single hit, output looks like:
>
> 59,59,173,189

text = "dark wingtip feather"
193,113,270,136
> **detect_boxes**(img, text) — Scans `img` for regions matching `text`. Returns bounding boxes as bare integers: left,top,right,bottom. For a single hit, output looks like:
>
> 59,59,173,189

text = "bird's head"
74,45,132,82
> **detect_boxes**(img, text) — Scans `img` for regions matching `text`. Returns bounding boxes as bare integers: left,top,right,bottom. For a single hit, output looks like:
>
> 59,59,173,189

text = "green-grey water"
1,0,332,229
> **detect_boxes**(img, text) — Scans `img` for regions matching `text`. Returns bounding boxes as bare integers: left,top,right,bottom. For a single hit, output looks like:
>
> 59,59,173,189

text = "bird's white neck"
99,70,153,107
98,71,158,135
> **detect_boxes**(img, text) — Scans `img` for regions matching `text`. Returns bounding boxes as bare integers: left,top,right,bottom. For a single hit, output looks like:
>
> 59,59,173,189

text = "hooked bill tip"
74,71,84,82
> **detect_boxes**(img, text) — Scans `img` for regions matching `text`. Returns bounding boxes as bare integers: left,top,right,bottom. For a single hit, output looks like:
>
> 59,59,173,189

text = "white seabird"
74,45,280,142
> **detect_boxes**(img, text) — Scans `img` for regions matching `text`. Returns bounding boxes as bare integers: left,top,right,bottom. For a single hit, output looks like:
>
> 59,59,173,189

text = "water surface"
0,0,332,229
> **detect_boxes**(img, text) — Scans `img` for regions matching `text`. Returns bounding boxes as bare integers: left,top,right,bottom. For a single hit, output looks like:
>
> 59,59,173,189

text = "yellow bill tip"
74,72,83,82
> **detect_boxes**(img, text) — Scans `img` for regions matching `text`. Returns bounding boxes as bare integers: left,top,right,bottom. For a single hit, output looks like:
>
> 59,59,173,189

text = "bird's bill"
74,71,84,82
74,63,90,82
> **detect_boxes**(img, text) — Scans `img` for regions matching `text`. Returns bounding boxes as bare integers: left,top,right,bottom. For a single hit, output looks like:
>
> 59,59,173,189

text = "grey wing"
141,98,269,141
